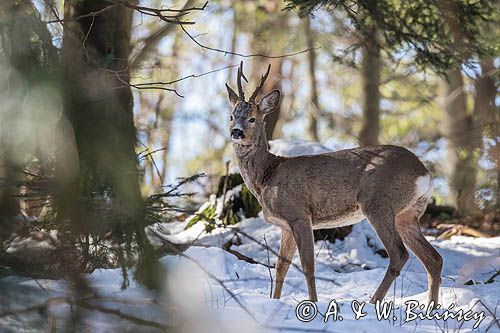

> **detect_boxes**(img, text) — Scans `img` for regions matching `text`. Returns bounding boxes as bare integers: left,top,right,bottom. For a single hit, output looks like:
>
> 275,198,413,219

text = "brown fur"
226,75,442,305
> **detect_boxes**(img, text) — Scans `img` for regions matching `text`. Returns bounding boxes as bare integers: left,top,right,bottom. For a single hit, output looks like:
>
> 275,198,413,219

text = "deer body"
226,62,442,305
236,142,431,230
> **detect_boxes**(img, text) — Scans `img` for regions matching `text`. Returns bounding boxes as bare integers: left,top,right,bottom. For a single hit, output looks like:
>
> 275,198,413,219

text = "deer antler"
237,61,248,101
249,64,271,102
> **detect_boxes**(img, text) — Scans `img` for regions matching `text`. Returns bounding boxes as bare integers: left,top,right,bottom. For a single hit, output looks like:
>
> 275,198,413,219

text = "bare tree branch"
104,69,184,97
116,0,200,25
105,64,238,97
44,1,207,25
45,4,118,24
132,64,238,87
121,0,208,14
178,21,320,59
79,301,168,330
0,295,168,330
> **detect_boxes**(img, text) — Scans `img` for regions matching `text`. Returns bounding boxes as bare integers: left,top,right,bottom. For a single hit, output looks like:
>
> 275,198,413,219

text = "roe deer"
225,62,442,304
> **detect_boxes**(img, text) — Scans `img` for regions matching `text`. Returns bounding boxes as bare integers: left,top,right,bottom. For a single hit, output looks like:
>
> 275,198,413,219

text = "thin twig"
220,161,231,224
44,4,117,24
138,147,168,160
232,227,340,286
137,139,164,186
476,299,500,331
222,236,273,268
0,297,68,318
82,12,95,61
79,301,168,330
106,69,184,97
117,1,199,25
263,234,274,298
178,21,320,59
157,237,261,324
123,1,208,13
132,64,238,87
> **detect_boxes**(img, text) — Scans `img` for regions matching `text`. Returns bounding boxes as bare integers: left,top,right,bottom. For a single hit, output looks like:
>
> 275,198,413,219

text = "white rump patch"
415,174,431,199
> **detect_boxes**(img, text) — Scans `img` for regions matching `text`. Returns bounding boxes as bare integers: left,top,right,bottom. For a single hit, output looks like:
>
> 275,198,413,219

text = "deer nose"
231,128,244,139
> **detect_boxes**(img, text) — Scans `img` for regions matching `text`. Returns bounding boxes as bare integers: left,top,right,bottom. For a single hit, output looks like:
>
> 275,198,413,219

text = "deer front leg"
273,228,297,299
290,220,317,302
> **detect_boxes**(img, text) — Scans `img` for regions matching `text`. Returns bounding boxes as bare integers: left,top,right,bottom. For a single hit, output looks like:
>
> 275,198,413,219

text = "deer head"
225,61,280,144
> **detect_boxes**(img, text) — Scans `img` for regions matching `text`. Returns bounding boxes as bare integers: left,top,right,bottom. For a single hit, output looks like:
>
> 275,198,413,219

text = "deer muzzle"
231,128,245,140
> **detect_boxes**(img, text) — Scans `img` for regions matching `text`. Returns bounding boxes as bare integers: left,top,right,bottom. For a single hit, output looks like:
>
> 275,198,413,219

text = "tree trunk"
304,16,320,142
62,0,143,225
273,58,298,137
473,59,498,210
441,68,480,215
0,0,57,236
249,0,287,140
61,0,162,288
147,92,174,194
258,57,284,140
359,25,381,146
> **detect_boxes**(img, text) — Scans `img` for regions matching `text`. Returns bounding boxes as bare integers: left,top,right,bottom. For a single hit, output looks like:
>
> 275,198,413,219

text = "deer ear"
258,89,280,114
226,83,239,106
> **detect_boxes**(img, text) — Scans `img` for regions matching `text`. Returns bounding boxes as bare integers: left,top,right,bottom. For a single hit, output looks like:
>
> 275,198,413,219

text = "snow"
269,139,332,157
159,219,500,332
1,140,499,332
230,139,331,174
3,218,499,332
162,218,500,320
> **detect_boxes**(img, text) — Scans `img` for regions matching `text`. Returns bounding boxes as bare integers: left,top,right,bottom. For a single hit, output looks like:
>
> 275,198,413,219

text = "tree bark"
0,0,57,235
441,68,480,215
61,0,163,289
258,57,284,140
473,60,495,128
359,25,381,146
248,0,287,140
473,59,498,210
145,92,174,194
304,16,320,142
61,0,143,226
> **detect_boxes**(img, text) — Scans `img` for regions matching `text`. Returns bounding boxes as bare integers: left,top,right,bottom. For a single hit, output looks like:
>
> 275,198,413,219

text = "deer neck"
233,130,276,199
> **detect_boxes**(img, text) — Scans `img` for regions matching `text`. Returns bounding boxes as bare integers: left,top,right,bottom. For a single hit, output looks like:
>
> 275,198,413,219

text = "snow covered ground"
158,216,500,333
2,218,499,332
1,140,499,332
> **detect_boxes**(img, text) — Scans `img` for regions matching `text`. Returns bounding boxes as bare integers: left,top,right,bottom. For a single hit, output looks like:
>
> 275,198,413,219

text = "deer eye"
248,118,256,123
230,115,233,121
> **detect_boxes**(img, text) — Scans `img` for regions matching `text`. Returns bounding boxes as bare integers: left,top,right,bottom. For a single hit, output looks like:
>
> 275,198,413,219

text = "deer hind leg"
289,219,317,302
273,228,297,299
361,201,409,304
396,198,442,306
